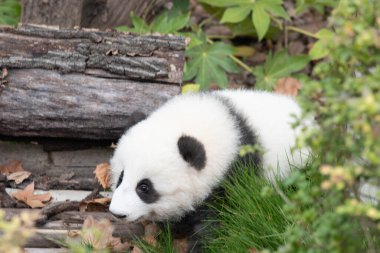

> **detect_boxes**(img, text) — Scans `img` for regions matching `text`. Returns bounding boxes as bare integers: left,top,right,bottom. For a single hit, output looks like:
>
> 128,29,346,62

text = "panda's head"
108,118,219,222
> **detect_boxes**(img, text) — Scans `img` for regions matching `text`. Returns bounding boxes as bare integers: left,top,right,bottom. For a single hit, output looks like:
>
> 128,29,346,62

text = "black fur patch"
178,135,207,170
116,170,124,188
215,95,261,168
136,178,160,204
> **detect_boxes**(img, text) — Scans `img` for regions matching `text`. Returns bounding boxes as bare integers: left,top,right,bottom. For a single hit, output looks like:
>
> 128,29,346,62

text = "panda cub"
109,90,308,249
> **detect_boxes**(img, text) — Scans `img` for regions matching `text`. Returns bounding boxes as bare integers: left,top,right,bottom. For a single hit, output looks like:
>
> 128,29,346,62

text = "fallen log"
0,25,184,139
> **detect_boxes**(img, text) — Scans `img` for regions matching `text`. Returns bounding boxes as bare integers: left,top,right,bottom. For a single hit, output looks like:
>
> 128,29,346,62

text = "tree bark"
0,25,184,139
21,0,171,29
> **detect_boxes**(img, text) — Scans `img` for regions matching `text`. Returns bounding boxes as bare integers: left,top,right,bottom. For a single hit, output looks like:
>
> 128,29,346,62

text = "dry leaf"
249,248,257,253
7,171,32,184
143,235,157,247
144,223,160,237
1,67,8,79
74,216,130,252
94,163,111,189
80,197,111,212
12,182,52,208
234,46,255,57
274,77,302,97
131,246,143,253
0,160,24,175
173,238,188,253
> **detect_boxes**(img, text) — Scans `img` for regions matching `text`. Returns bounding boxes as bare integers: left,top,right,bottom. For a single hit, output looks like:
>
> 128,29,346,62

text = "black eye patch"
136,178,160,204
116,171,124,188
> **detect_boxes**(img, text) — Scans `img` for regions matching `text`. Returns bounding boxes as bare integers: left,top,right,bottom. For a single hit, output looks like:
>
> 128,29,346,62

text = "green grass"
135,162,305,253
204,164,293,253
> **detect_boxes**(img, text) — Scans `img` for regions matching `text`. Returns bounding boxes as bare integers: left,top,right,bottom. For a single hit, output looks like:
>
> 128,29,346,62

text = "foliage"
0,0,21,25
184,41,239,89
198,0,289,40
0,210,38,253
280,0,380,252
205,163,292,253
253,50,309,90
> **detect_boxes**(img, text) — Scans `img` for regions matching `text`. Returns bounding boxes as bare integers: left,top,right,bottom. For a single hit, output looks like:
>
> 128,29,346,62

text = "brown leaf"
78,216,130,252
249,248,257,253
7,171,32,184
1,67,8,79
131,246,143,253
144,223,160,237
173,238,188,253
274,77,302,97
80,197,111,212
234,46,255,57
0,160,24,175
94,163,111,189
12,182,52,208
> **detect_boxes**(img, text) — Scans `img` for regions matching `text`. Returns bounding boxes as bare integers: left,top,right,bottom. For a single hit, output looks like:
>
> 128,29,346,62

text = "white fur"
109,90,309,221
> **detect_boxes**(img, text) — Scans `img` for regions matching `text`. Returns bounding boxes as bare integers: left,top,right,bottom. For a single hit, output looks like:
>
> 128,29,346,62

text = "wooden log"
0,141,112,190
0,26,184,139
21,0,170,29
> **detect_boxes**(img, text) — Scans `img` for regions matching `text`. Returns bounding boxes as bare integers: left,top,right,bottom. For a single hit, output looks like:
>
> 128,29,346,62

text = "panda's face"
109,128,210,222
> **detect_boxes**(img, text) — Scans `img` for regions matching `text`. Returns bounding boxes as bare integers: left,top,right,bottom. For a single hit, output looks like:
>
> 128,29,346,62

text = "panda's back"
217,90,306,179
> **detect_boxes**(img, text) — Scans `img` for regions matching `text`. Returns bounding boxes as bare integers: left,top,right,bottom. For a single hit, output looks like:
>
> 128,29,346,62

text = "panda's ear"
126,111,147,129
177,135,206,170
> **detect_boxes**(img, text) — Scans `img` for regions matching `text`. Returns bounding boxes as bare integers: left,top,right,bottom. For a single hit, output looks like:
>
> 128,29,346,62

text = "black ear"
177,135,206,170
126,111,147,129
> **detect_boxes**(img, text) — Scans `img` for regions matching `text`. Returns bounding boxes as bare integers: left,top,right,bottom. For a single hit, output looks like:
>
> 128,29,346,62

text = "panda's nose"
109,210,127,219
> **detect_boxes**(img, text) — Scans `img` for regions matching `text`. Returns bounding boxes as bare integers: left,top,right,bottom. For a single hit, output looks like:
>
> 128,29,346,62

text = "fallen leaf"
94,163,111,189
1,67,8,79
144,223,160,237
174,238,188,253
143,235,157,247
274,77,302,97
80,197,111,212
0,160,24,175
12,182,52,208
131,246,143,253
234,46,255,57
7,171,32,184
72,216,130,252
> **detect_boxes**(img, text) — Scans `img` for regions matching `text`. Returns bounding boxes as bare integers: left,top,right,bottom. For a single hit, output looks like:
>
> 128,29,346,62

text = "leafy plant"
0,0,21,25
0,210,38,253
184,41,239,89
116,11,189,34
280,0,380,252
253,50,309,90
199,0,289,40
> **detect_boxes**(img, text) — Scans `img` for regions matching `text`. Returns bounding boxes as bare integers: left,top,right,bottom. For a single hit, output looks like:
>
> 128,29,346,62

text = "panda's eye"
136,179,160,204
136,179,151,194
138,183,150,193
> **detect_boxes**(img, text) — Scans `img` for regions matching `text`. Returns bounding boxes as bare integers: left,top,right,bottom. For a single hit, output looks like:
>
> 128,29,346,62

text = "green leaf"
252,4,270,41
263,2,290,20
253,50,310,90
184,42,239,89
198,0,252,7
220,6,251,23
182,84,201,94
309,29,334,60
130,12,150,33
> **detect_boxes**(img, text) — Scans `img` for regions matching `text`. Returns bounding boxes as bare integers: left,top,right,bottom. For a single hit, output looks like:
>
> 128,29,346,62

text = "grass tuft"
204,163,293,253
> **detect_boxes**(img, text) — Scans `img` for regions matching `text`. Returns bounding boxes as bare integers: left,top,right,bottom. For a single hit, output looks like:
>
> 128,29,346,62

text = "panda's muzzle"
109,210,127,219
